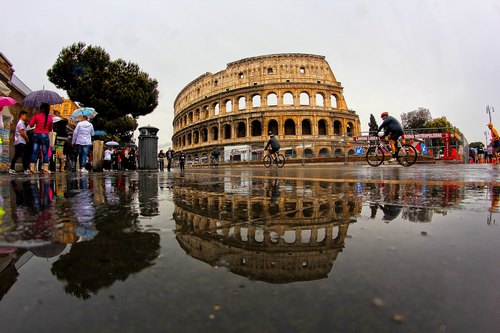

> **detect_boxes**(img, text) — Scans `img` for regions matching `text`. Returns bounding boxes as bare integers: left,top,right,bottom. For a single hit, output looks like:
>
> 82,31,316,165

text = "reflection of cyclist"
265,132,281,162
378,112,404,162
380,204,402,222
211,147,220,161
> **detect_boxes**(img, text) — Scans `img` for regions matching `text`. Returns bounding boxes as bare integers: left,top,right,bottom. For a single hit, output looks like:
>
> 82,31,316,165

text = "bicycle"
263,151,285,168
210,155,219,168
365,137,418,167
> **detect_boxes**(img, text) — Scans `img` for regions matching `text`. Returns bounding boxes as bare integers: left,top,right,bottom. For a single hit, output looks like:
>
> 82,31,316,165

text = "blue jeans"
31,133,50,163
76,145,90,169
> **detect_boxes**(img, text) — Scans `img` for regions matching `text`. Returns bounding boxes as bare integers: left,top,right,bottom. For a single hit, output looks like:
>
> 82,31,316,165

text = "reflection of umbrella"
105,141,119,146
52,116,62,123
22,89,63,107
30,243,67,258
0,96,17,108
70,107,98,121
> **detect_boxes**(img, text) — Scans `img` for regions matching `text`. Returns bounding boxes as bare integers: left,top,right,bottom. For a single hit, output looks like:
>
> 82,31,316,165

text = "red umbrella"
0,96,17,108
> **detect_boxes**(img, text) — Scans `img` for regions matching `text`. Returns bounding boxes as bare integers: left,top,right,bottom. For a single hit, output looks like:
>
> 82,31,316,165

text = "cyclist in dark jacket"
378,112,404,162
265,132,281,162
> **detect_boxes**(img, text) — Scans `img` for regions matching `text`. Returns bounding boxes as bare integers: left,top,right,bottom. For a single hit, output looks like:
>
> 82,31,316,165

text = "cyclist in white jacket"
72,115,95,172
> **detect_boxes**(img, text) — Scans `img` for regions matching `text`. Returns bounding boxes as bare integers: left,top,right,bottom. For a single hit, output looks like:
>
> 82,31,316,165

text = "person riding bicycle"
377,112,404,162
211,147,220,163
265,132,281,163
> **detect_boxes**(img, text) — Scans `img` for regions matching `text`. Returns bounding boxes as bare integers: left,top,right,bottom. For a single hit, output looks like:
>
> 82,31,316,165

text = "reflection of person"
377,112,404,163
265,132,280,162
9,111,30,175
63,135,76,172
72,115,94,173
487,123,499,163
157,150,165,172
179,153,186,171
380,204,402,222
28,103,53,174
103,146,113,171
166,148,174,172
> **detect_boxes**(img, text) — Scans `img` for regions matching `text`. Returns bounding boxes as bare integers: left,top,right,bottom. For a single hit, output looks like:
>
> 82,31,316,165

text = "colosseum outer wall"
172,53,361,162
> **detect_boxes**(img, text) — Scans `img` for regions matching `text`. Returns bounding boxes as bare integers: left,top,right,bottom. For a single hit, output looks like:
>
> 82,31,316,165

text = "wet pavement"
0,163,499,332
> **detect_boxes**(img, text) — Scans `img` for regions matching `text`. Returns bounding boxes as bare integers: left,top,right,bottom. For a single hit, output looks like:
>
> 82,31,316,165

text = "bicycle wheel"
263,155,272,168
276,154,285,167
396,144,418,166
366,146,385,166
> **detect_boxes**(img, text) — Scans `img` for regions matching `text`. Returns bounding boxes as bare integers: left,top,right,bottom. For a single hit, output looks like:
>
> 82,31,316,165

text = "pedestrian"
179,152,186,171
158,150,165,171
487,122,500,164
9,111,30,174
72,115,95,173
166,148,174,172
103,146,113,171
63,134,76,172
28,103,53,174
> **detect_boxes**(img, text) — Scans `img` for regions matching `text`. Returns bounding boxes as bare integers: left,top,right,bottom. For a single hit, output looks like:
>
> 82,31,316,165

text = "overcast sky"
2,0,499,147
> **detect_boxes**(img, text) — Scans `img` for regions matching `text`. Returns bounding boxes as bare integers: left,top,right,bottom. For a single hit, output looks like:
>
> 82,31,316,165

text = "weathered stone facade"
172,53,361,161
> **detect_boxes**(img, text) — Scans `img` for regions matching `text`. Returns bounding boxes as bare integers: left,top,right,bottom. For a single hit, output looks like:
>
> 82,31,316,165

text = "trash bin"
138,126,159,170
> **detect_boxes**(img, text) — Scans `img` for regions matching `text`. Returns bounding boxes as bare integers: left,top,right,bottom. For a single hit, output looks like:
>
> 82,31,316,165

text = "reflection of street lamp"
485,131,489,146
486,105,495,123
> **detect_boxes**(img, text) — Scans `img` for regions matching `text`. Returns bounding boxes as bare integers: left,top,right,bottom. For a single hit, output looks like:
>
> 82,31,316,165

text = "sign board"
355,146,364,155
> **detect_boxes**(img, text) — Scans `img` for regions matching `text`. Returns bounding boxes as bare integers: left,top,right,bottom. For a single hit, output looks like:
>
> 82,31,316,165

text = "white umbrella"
105,141,119,146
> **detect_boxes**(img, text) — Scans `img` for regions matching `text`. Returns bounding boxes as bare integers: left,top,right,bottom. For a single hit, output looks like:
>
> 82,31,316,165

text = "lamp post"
487,105,495,123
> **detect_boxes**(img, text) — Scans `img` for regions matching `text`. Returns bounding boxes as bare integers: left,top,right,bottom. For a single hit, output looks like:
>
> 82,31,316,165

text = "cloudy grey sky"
2,0,499,147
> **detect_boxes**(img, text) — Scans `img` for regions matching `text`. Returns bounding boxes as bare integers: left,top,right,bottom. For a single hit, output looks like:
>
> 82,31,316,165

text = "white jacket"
72,120,95,145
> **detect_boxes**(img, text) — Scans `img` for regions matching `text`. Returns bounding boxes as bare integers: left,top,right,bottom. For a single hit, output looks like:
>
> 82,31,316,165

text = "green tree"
469,141,485,149
401,107,432,130
47,42,159,141
368,114,379,134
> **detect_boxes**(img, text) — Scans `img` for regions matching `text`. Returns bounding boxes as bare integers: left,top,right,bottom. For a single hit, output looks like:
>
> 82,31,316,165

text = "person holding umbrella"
28,103,53,174
72,115,95,173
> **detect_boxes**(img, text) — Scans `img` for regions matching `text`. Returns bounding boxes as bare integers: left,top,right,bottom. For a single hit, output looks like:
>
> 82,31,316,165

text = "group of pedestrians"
102,146,138,171
9,104,95,174
158,148,177,172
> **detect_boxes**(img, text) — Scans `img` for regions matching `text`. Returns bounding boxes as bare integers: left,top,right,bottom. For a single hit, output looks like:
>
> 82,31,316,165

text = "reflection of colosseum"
173,178,361,283
172,53,361,162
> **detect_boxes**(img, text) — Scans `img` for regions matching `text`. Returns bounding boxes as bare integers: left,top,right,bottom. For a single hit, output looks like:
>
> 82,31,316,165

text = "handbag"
49,131,57,147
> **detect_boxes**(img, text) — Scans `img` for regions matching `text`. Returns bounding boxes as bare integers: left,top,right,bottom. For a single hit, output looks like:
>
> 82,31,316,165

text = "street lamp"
486,105,495,123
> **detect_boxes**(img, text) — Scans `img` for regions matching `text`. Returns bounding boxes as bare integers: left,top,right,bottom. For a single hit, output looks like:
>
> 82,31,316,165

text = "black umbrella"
22,89,63,108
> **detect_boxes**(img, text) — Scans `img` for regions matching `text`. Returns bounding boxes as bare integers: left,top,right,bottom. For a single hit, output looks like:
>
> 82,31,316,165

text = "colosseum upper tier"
172,53,361,161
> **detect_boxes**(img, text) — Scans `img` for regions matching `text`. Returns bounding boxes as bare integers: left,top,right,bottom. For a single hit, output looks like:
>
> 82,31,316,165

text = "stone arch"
302,119,312,135
300,92,310,105
193,130,199,144
315,93,324,107
252,94,261,108
334,148,343,156
188,111,193,123
268,119,279,135
284,119,296,135
238,96,246,110
333,120,342,135
318,119,327,135
201,128,208,142
283,92,294,106
331,94,339,108
211,125,218,140
347,122,354,136
348,149,355,155
214,102,220,116
203,105,209,118
236,121,246,138
251,120,262,136
267,92,278,106
194,109,200,121
225,99,232,113
319,148,329,156
187,133,192,145
223,124,232,139
304,148,314,157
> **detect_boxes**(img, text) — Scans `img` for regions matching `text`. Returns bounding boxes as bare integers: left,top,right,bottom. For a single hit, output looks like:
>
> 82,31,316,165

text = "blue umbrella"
70,107,98,121
94,130,107,136
22,89,63,107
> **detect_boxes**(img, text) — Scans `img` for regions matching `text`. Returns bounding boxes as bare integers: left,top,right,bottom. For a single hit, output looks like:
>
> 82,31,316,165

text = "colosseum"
172,53,361,163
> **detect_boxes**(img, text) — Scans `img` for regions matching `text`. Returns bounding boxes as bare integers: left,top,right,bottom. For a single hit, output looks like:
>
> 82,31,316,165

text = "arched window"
236,122,246,138
300,92,310,105
331,94,339,108
315,93,324,107
193,130,199,144
211,126,218,140
201,128,208,142
225,100,232,113
303,148,314,157
346,122,354,136
214,102,220,116
187,133,192,145
333,120,342,135
224,124,232,139
285,119,296,135
194,109,200,121
302,119,312,135
251,120,262,136
318,119,327,135
203,106,209,118
283,92,294,106
267,93,277,106
319,148,329,156
188,112,193,123
238,96,246,110
252,94,261,108
268,119,279,135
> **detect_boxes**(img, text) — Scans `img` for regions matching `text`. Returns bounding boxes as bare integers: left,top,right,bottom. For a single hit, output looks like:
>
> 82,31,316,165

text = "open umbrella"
94,130,107,136
70,107,98,121
22,89,63,107
0,96,17,108
105,141,119,146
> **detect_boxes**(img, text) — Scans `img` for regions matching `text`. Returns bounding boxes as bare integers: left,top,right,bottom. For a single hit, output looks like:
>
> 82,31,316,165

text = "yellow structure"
172,53,361,162
51,98,79,125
